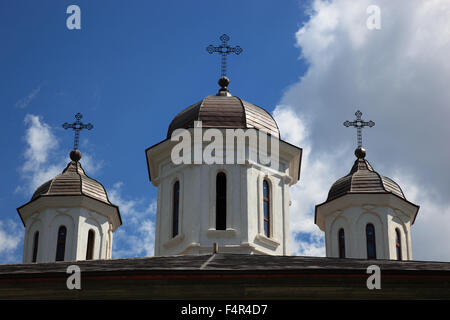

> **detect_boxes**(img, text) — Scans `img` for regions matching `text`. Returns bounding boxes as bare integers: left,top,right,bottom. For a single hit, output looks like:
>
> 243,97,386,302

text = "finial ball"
218,76,230,88
70,149,82,162
355,147,366,159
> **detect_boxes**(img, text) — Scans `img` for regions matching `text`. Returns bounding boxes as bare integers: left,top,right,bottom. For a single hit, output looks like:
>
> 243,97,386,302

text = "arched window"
366,223,377,259
32,231,39,263
216,172,227,230
86,229,95,260
55,226,67,261
395,228,402,261
338,228,345,258
263,180,271,237
172,180,180,237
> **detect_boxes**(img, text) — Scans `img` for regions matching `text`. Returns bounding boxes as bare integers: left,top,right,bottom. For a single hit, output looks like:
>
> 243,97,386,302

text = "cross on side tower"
206,34,243,78
343,110,375,148
62,113,93,150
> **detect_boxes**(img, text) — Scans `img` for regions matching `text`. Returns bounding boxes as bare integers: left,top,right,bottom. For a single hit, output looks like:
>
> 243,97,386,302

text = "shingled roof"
1,254,450,299
31,159,112,205
326,147,406,202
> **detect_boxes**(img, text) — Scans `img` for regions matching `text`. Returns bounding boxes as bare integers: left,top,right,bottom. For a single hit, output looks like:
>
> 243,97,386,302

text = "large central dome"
167,77,280,139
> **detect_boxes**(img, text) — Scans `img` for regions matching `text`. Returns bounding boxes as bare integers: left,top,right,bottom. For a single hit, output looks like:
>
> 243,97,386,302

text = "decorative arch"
355,211,385,258
25,217,43,263
49,213,75,262
329,213,351,258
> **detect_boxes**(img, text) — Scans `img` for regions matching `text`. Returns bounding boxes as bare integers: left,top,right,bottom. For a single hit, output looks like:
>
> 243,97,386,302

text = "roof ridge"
234,96,247,128
78,161,114,205
73,161,83,196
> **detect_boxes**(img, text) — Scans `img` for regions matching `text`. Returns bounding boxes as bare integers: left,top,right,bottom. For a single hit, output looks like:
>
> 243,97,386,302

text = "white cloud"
109,182,156,258
274,106,346,257
391,170,450,261
14,114,155,260
276,0,450,261
17,114,102,197
0,219,23,264
15,85,42,109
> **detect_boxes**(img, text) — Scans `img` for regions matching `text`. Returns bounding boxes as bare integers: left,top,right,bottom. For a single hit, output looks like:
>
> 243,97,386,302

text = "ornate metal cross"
206,34,243,77
343,110,375,148
62,113,93,150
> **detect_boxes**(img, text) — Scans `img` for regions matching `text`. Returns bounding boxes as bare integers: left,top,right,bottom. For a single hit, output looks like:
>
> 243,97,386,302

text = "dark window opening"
263,180,271,238
86,229,95,260
216,172,227,230
32,231,39,263
173,181,180,237
338,228,346,258
366,223,377,260
395,228,402,261
55,226,67,261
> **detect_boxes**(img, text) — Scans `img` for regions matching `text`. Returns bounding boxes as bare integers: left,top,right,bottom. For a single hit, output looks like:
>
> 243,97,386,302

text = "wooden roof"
1,254,450,299
2,254,450,276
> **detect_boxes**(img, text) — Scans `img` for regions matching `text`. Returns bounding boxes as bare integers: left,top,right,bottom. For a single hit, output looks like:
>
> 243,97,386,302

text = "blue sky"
0,0,311,263
2,0,450,264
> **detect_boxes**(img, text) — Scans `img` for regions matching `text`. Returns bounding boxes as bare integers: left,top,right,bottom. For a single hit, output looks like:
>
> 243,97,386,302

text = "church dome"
327,147,406,202
31,151,112,205
167,77,280,139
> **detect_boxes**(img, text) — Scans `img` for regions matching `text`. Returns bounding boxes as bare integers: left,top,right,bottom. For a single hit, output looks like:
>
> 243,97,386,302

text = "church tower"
146,77,302,256
315,111,419,260
17,114,121,263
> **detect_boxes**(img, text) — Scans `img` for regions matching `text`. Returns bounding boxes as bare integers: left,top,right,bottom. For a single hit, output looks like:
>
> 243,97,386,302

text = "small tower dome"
31,150,115,207
315,112,419,261
18,149,121,263
18,113,121,263
326,147,406,202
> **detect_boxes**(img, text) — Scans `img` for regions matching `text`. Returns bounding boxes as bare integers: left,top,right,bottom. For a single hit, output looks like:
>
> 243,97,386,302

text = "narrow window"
32,231,39,263
55,226,67,262
395,228,402,261
216,172,227,230
366,223,377,259
86,229,95,260
172,180,180,237
338,228,345,258
263,180,271,237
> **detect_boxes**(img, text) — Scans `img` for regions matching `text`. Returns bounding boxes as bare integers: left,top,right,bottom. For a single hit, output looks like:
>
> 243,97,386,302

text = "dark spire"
343,110,375,158
62,113,93,162
206,34,242,96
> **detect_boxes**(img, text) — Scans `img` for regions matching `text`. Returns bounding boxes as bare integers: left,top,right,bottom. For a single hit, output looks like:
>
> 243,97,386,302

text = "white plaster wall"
155,158,292,256
23,207,113,263
323,201,413,260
